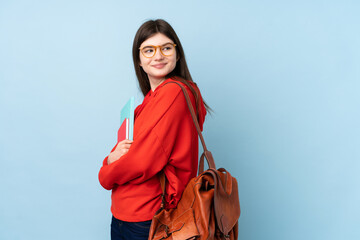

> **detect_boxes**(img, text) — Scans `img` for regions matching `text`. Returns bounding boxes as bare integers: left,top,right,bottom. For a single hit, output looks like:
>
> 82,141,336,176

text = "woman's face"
139,33,177,84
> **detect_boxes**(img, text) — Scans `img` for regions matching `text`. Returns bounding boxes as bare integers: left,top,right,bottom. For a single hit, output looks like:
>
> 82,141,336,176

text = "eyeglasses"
139,43,177,58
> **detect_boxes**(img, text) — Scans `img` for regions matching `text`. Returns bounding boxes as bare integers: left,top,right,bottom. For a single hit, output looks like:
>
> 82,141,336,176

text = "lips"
152,63,167,69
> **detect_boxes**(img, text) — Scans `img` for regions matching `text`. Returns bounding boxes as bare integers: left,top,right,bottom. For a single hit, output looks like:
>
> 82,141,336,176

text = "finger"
120,142,133,148
120,139,133,144
116,141,132,148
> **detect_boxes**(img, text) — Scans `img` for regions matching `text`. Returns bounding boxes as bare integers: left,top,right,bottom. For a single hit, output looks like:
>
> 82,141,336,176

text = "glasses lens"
141,46,156,58
160,44,175,56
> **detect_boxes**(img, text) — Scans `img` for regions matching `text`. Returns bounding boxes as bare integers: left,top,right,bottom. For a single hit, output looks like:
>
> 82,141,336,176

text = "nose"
153,47,164,60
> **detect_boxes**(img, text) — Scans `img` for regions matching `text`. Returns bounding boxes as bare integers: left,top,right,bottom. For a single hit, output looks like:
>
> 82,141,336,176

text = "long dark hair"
132,19,211,113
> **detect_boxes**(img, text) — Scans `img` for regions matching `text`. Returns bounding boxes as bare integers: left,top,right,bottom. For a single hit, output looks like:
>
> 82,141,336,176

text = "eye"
143,48,154,53
162,45,173,51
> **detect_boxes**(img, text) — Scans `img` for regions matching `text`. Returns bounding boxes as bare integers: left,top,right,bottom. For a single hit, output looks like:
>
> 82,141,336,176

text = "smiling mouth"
152,63,167,69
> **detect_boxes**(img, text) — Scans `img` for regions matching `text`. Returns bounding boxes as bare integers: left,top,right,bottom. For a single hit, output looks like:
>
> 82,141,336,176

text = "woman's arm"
98,85,188,190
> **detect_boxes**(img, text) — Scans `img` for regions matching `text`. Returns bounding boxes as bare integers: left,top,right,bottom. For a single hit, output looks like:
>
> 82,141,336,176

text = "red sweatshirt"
98,77,206,222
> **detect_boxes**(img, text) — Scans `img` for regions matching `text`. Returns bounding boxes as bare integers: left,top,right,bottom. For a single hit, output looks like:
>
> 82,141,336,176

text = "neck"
149,77,166,92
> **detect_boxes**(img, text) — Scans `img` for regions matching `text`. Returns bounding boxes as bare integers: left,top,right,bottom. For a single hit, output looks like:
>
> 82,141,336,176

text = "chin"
152,72,169,79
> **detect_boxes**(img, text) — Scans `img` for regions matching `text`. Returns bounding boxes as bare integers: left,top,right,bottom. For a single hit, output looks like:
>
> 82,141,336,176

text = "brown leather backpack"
148,82,241,240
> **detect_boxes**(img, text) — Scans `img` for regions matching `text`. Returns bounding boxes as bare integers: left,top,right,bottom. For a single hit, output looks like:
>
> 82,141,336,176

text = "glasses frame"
139,43,177,58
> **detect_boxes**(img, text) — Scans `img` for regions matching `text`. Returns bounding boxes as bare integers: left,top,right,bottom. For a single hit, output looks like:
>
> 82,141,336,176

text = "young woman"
98,19,209,240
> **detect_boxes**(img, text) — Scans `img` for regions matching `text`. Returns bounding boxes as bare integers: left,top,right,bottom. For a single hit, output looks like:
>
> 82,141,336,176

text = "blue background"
1,0,359,239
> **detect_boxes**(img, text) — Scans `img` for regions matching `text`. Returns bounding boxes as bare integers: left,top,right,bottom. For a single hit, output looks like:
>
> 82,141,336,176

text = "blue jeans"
111,216,152,240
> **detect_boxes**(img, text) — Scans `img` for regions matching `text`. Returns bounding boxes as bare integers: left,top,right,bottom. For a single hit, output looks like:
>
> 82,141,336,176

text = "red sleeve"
98,83,195,190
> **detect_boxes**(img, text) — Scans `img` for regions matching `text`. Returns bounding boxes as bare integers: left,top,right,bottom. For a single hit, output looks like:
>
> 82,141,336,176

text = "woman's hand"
107,139,133,165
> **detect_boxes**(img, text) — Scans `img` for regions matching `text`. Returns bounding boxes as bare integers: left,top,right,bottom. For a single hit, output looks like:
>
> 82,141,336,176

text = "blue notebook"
118,97,135,142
